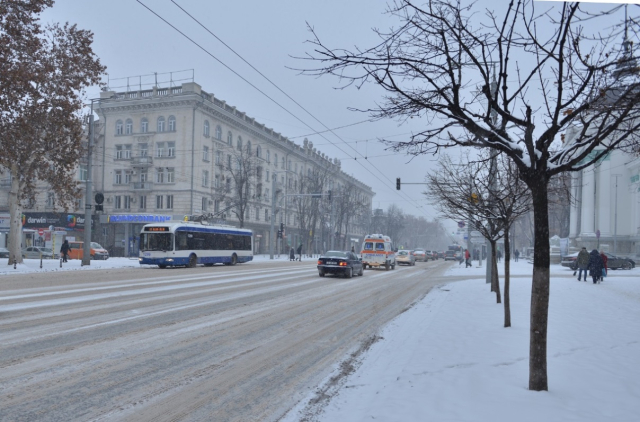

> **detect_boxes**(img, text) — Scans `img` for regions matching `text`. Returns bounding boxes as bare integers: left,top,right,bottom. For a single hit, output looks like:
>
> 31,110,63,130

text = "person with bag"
60,239,70,263
600,251,608,281
576,247,590,281
464,249,471,268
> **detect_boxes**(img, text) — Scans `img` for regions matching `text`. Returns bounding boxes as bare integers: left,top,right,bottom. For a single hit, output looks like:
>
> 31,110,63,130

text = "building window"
247,140,252,154
79,164,88,181
141,118,148,133
237,136,243,151
282,157,286,169
215,125,222,140
125,119,133,135
156,195,163,209
203,145,210,162
227,154,231,169
214,174,220,188
123,144,132,159
46,192,55,208
166,167,175,183
116,120,123,135
215,150,222,165
266,150,270,163
139,143,148,157
157,116,165,132
124,171,132,184
265,209,269,221
124,195,131,209
202,197,208,211
139,195,147,209
202,170,209,187
203,120,210,137
256,145,262,158
156,142,165,158
214,199,220,213
266,170,270,182
167,141,175,157
168,115,176,131
114,170,122,184
166,195,174,209
115,145,123,159
227,131,233,146
140,169,148,182
256,207,260,221
226,178,231,192
114,195,122,209
156,168,165,184
264,188,270,201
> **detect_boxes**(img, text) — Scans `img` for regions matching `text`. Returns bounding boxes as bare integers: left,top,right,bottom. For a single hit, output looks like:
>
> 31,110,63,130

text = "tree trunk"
503,230,511,328
7,164,23,265
491,240,501,304
529,180,550,391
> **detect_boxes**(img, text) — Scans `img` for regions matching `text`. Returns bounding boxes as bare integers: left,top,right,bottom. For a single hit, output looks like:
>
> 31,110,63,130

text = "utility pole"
269,173,276,259
613,174,621,254
82,105,95,266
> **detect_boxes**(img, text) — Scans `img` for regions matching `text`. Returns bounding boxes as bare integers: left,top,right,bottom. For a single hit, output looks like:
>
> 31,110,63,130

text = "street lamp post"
82,101,96,266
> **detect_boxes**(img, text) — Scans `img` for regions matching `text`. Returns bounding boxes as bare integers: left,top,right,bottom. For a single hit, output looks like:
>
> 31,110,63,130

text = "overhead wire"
134,0,434,218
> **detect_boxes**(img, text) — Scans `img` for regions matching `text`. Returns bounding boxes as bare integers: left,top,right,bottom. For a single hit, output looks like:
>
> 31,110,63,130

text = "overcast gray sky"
40,0,633,237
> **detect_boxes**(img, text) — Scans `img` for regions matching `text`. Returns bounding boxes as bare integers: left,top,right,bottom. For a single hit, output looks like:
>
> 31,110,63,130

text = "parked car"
396,250,416,266
413,249,427,262
317,250,364,278
604,253,635,270
444,250,459,261
67,241,109,260
22,246,58,259
0,247,9,258
561,252,579,269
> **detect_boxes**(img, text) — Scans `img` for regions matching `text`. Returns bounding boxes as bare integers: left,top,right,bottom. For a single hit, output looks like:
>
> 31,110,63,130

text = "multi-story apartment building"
89,81,374,256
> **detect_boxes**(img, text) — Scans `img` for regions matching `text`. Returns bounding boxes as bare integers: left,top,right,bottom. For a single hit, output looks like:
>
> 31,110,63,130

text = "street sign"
38,228,44,236
458,221,465,228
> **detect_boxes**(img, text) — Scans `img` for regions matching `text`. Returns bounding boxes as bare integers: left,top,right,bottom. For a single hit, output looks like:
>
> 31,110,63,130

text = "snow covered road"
0,259,450,421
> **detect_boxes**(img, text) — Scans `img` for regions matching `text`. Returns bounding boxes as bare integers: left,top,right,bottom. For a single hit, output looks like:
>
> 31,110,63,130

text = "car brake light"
339,261,347,266
317,260,322,265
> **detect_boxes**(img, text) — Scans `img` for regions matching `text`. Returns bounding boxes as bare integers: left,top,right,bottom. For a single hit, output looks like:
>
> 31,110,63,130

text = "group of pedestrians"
289,244,303,261
575,246,608,284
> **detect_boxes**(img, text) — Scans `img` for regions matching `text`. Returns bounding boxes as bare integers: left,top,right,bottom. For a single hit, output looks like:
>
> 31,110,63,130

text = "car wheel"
188,254,197,268
319,271,325,277
359,267,364,276
391,262,395,270
158,264,167,269
623,261,632,270
385,262,390,271
346,267,353,278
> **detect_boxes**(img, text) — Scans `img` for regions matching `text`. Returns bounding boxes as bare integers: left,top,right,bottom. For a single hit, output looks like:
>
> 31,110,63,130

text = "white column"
597,160,612,236
569,172,580,238
580,167,596,235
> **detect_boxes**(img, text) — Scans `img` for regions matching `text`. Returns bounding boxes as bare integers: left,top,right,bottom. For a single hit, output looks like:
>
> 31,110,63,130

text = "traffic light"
280,222,284,232
328,190,332,201
396,178,401,190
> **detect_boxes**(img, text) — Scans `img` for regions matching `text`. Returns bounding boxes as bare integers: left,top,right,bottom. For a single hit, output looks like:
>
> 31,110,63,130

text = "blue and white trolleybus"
139,222,253,268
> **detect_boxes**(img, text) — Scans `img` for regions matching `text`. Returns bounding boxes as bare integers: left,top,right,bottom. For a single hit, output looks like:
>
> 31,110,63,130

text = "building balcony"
131,182,154,191
131,156,154,167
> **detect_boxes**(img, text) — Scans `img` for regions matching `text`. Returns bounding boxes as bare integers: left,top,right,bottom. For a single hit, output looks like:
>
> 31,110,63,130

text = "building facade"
89,81,374,256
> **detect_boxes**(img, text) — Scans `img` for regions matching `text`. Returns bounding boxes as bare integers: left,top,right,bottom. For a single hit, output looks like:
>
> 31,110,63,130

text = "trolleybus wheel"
188,254,197,268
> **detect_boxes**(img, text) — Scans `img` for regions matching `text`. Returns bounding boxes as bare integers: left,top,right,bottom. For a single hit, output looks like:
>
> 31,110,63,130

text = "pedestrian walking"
296,244,302,261
576,247,590,281
464,249,471,268
497,249,502,263
588,249,604,284
289,247,295,261
60,239,70,263
514,249,520,262
600,251,608,281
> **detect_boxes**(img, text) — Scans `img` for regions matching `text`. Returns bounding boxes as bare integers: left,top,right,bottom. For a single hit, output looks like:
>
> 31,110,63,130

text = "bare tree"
1,0,106,264
217,143,259,228
302,0,640,390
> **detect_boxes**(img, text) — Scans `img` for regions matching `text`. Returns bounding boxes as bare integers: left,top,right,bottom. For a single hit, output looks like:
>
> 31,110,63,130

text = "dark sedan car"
604,253,635,270
317,250,364,278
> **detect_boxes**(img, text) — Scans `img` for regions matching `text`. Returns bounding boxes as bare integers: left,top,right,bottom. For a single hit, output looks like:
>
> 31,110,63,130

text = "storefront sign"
21,212,87,230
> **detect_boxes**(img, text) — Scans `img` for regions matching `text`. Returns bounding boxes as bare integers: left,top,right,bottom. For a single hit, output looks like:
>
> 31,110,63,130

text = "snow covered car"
396,250,416,266
561,252,579,270
22,246,59,259
317,251,364,278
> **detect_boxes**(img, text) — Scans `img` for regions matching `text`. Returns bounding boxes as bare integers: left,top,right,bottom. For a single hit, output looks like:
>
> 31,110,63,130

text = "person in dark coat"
60,239,70,262
588,249,604,284
289,247,295,261
514,249,520,262
296,244,302,261
576,247,590,281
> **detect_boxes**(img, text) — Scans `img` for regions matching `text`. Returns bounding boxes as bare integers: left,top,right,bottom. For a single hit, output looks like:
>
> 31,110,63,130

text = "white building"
91,81,374,256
